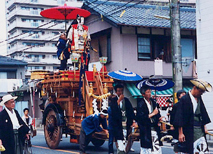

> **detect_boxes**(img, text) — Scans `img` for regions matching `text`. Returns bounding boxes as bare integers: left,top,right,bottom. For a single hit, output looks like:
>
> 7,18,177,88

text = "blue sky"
0,0,7,56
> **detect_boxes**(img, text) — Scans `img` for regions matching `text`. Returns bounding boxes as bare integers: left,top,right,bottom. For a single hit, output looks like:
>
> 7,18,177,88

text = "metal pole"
170,0,182,103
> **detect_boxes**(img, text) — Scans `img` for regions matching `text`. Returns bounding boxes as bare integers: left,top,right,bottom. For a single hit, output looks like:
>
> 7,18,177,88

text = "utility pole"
170,0,182,102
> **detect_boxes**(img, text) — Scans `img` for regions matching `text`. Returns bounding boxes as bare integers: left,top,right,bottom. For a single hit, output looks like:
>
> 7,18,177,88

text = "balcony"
8,20,65,32
7,9,41,20
8,43,57,55
6,0,59,9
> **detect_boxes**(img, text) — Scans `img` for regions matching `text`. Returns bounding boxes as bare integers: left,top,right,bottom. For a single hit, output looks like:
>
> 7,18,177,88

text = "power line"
106,0,135,16
107,0,145,16
84,0,122,24
3,0,70,44
10,33,60,53
0,20,55,44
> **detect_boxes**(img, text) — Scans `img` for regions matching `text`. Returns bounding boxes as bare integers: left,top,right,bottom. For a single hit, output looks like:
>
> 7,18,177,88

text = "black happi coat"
0,109,29,154
170,102,179,139
173,93,211,154
110,97,135,140
136,98,162,148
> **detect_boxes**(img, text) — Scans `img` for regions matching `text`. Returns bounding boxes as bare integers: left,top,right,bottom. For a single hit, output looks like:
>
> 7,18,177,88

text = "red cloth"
154,96,173,107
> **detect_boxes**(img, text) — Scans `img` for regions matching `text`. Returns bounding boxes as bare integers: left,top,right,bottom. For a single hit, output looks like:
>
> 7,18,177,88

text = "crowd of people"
79,79,212,154
0,79,212,154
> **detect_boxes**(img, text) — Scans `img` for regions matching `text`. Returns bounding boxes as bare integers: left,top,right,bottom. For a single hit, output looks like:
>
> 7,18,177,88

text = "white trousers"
117,129,127,153
193,136,209,154
178,137,209,154
140,131,162,154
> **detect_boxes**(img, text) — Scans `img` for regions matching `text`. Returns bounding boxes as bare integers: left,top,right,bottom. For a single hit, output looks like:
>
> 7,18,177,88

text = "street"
30,130,213,154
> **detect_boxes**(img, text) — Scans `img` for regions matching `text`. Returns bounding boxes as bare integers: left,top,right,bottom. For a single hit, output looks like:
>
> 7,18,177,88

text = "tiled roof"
83,0,196,30
0,55,27,66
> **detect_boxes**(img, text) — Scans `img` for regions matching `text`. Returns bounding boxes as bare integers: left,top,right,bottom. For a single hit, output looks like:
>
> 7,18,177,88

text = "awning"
126,83,192,98
154,86,191,95
126,83,142,98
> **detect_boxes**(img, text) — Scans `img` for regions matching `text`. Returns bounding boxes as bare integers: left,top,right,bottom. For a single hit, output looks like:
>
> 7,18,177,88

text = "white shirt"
117,95,123,109
189,90,198,113
5,107,21,129
22,115,32,126
144,98,152,114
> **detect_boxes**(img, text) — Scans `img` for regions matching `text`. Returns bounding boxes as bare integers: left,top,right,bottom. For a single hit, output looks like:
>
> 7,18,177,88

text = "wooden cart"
37,67,115,149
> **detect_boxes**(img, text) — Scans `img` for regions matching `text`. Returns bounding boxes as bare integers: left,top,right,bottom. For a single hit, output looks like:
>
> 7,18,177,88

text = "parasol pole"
74,62,76,80
65,9,67,32
65,18,67,32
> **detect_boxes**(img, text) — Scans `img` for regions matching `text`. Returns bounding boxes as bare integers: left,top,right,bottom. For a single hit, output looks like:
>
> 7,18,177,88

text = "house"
0,55,27,112
82,0,196,106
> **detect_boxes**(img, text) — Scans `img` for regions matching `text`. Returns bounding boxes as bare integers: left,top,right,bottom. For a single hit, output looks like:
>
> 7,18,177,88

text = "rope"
160,121,173,127
89,93,111,100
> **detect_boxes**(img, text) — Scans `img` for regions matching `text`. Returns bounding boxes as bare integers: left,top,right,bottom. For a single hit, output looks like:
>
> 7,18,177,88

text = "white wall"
196,0,213,128
0,79,23,93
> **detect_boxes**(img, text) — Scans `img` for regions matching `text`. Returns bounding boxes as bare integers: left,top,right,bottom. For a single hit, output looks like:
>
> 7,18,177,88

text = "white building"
5,0,76,79
196,0,213,128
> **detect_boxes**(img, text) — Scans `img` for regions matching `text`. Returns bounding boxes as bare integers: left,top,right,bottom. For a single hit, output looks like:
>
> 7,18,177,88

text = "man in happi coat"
56,33,70,70
79,109,108,154
136,85,163,154
110,84,137,154
170,89,186,153
0,94,29,154
173,79,212,154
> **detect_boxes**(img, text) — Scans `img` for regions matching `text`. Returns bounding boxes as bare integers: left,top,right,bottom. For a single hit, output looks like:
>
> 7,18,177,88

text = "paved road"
31,130,213,154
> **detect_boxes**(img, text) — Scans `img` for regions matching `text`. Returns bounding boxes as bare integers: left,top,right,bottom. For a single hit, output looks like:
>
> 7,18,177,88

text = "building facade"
0,55,27,111
83,0,196,78
82,0,196,107
196,0,213,128
5,0,74,79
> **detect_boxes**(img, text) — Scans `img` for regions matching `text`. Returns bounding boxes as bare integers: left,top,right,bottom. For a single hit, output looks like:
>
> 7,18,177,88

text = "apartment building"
5,0,75,79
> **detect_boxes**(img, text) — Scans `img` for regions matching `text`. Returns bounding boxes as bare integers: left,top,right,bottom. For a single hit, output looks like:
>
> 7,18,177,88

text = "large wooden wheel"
44,109,62,149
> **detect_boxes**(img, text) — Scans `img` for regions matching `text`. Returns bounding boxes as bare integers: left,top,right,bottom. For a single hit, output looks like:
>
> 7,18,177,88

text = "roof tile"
84,0,195,29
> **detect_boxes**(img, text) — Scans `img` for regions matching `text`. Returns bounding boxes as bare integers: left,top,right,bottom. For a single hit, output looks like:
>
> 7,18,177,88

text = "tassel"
101,14,104,21
120,10,126,18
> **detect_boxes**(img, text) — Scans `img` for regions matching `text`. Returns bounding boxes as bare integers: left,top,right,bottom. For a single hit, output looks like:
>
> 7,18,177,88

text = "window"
181,38,194,58
21,6,30,10
53,66,58,70
21,19,27,22
0,72,7,79
31,0,38,2
7,72,16,79
27,55,32,59
52,32,59,35
0,72,16,79
42,55,45,59
138,37,151,60
27,66,32,71
90,29,111,63
53,55,57,59
107,34,111,62
22,42,45,47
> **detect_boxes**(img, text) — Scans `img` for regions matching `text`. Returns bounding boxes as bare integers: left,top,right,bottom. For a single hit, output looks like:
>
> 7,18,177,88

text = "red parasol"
40,4,90,30
40,4,91,20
